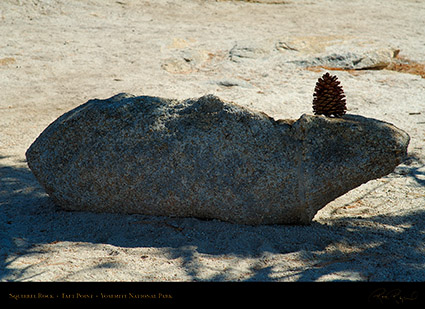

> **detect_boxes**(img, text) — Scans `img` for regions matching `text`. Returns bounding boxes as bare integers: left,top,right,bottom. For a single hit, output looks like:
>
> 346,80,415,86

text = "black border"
1,282,424,305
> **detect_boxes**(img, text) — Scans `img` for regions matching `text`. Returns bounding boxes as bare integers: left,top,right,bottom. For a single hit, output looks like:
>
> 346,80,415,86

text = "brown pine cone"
312,72,347,117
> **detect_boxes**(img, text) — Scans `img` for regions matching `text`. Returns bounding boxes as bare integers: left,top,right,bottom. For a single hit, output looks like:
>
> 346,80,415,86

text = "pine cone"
312,72,347,117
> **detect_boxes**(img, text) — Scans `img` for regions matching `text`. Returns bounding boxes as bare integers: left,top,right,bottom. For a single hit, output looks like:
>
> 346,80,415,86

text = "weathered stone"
26,94,410,225
161,48,211,74
212,78,254,88
276,36,399,70
229,40,272,62
291,48,398,70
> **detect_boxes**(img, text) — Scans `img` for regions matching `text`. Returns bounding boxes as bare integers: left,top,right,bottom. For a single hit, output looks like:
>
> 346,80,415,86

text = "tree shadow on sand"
1,157,424,282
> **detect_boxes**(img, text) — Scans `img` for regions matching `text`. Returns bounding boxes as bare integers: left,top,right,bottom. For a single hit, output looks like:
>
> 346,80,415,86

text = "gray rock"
229,40,272,62
213,78,254,88
291,49,397,70
26,94,410,225
275,36,399,70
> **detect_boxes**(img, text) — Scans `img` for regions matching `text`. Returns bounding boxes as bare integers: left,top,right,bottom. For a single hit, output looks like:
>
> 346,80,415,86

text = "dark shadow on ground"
1,158,424,281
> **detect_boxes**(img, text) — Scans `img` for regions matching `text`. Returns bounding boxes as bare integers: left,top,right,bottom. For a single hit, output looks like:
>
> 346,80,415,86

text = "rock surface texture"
26,94,410,225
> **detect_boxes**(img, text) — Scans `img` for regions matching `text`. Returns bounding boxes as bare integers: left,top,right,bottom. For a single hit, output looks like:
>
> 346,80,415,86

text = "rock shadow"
1,159,424,281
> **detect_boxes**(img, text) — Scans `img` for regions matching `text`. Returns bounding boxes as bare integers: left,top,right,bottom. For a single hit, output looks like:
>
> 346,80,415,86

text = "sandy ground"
1,0,425,282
